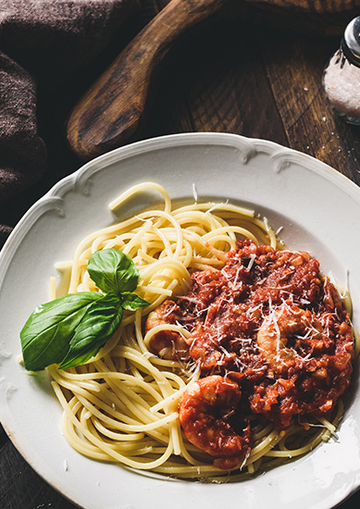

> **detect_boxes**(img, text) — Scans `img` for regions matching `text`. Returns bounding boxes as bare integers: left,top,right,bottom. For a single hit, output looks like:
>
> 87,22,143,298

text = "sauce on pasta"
146,240,354,468
47,182,356,480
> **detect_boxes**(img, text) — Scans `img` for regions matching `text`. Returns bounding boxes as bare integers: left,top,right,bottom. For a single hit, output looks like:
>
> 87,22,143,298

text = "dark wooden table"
2,1,360,507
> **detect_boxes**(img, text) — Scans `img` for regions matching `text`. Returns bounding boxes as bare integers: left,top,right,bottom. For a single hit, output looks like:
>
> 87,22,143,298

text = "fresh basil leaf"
121,292,149,312
58,293,123,369
21,248,148,371
87,248,140,295
20,292,103,371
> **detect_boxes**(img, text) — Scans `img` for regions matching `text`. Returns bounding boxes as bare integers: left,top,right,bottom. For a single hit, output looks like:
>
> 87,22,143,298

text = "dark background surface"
1,0,360,507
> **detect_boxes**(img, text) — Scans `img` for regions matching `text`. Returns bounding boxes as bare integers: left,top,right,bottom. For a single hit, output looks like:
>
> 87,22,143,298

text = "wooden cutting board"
66,0,360,161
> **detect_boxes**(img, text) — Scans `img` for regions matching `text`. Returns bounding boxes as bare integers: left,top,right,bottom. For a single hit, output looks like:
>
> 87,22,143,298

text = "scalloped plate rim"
0,132,359,509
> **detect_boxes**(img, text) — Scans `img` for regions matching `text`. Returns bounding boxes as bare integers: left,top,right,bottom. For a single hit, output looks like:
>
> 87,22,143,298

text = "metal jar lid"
342,16,360,67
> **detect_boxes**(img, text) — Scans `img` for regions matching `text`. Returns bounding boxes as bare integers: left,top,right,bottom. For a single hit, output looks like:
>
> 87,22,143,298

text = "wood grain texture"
261,33,360,184
66,0,226,160
138,10,360,184
66,0,360,161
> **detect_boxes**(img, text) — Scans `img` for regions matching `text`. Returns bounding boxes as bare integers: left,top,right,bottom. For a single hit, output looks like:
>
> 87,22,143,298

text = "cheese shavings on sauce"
146,239,355,431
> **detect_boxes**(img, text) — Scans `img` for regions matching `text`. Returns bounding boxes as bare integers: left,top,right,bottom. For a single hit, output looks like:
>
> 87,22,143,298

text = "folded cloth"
0,0,142,249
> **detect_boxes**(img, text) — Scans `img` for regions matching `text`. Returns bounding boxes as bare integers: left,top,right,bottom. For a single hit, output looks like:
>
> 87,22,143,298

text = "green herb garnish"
20,249,149,371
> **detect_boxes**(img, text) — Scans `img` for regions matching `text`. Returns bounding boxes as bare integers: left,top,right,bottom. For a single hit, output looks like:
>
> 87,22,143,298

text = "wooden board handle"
66,0,226,161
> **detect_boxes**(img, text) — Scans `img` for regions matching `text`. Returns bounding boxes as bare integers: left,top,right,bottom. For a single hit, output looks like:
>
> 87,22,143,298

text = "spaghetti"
47,182,355,480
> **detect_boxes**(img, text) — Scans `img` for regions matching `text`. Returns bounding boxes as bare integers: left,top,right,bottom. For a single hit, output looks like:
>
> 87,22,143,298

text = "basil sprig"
20,249,149,371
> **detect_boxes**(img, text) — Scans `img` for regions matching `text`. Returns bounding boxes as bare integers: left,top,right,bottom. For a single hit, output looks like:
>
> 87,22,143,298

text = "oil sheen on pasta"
49,183,356,480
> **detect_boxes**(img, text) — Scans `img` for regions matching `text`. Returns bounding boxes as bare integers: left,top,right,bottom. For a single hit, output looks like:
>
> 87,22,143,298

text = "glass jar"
323,16,360,125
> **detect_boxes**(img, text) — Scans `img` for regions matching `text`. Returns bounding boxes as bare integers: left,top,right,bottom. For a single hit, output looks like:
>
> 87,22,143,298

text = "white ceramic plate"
1,133,360,509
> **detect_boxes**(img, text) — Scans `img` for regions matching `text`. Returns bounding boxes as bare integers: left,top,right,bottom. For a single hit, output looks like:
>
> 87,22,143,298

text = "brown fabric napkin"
0,0,142,249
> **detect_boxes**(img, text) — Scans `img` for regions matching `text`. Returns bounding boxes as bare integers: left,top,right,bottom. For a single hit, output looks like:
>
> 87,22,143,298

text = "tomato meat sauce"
145,239,355,465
